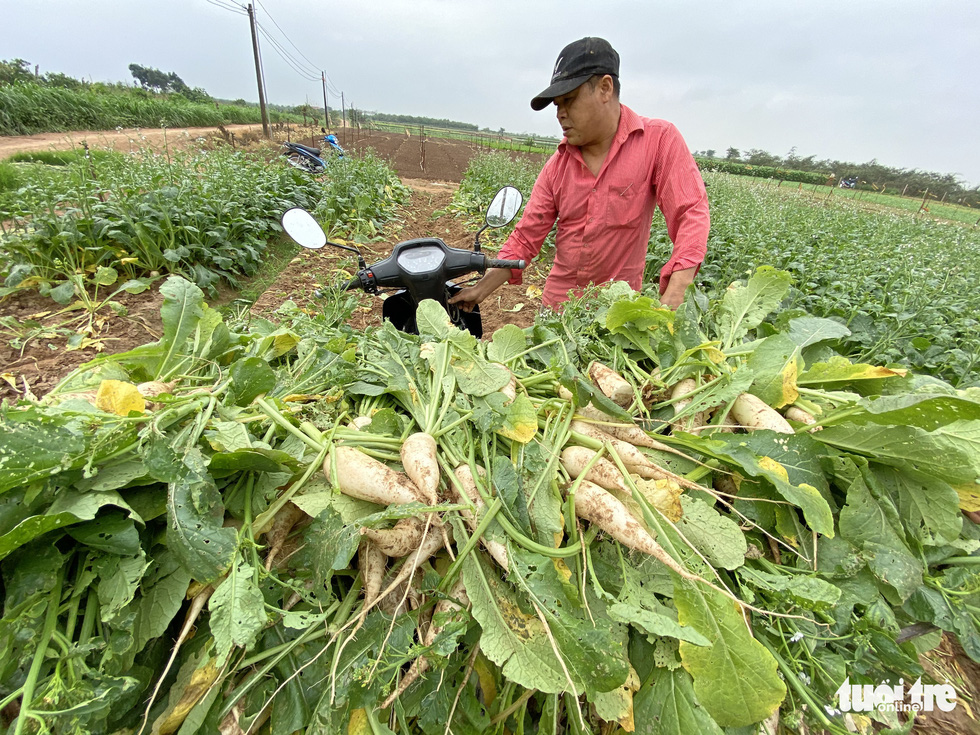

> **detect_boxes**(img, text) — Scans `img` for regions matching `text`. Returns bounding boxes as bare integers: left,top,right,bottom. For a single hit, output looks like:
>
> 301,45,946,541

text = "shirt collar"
557,103,644,154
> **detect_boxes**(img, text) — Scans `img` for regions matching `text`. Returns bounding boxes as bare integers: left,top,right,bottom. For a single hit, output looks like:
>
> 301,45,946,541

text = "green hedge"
695,157,831,186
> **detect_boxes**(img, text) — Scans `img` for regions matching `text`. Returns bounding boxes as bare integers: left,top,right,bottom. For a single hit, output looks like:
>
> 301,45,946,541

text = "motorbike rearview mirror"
282,208,326,249
485,186,523,228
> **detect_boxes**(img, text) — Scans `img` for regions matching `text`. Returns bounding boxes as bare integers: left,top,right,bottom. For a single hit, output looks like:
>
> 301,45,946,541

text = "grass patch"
0,161,21,193
214,235,300,315
5,149,119,166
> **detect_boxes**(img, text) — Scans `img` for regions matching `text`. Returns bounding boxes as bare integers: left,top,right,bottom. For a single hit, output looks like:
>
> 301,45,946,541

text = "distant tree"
744,148,781,167
704,149,716,159
0,58,35,86
128,64,197,96
725,146,740,160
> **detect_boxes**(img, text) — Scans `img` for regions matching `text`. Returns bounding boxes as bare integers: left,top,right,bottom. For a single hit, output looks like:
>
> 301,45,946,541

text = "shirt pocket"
606,181,641,230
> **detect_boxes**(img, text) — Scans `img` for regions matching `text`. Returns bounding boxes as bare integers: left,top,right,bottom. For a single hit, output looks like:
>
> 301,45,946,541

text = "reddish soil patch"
250,178,548,334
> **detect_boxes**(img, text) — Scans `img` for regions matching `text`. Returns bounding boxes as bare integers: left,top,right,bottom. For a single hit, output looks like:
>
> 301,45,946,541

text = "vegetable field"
2,269,980,734
1,138,979,735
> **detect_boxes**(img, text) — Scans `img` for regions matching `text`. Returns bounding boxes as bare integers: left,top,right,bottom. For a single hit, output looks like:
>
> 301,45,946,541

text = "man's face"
553,78,607,147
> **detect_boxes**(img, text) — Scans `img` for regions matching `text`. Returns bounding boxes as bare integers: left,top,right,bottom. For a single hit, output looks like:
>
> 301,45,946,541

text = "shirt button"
591,188,596,193
588,217,594,223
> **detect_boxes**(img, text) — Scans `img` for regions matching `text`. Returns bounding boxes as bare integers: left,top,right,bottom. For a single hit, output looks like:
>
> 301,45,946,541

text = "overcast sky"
5,0,979,185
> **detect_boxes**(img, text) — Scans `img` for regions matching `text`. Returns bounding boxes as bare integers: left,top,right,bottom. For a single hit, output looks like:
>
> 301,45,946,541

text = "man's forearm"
473,268,513,300
660,266,698,309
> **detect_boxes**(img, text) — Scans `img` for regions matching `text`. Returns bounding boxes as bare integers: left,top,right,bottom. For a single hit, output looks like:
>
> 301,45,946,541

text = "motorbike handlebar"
486,259,526,270
344,277,362,291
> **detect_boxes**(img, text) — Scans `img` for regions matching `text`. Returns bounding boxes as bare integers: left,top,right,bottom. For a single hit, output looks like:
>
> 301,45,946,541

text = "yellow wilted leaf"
119,257,139,264
95,380,145,415
704,347,727,364
0,373,17,390
153,658,221,735
552,558,573,583
500,302,525,313
347,709,369,735
955,484,980,512
525,284,543,299
473,653,498,706
758,456,789,482
633,476,683,522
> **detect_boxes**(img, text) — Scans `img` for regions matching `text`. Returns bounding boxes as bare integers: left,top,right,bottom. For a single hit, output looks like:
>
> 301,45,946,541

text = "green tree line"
695,145,979,207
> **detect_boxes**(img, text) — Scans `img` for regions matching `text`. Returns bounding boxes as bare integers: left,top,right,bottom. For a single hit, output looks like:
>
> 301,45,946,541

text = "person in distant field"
449,37,709,311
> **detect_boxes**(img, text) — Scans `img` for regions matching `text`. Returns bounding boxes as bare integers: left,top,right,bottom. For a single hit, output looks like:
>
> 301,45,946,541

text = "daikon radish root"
348,416,373,430
558,385,683,453
501,369,518,405
328,446,423,505
669,378,708,433
783,405,821,431
569,480,703,583
361,516,429,557
731,393,794,434
401,432,440,504
560,446,629,494
569,420,651,468
137,380,177,398
359,539,387,611
379,523,451,607
262,501,306,570
626,460,706,493
588,362,634,408
453,465,509,571
381,579,470,708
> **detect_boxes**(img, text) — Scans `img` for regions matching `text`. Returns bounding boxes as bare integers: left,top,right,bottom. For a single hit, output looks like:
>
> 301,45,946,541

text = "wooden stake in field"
917,188,929,215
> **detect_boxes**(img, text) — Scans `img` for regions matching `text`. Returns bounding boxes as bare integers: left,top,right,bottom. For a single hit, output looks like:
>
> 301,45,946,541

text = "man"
449,37,709,311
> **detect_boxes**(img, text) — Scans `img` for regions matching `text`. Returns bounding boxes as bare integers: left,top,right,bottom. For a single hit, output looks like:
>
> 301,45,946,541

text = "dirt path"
0,123,266,157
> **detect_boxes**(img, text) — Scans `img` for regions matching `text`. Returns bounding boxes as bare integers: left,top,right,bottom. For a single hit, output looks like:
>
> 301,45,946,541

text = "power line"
206,0,247,16
256,22,320,82
254,0,321,74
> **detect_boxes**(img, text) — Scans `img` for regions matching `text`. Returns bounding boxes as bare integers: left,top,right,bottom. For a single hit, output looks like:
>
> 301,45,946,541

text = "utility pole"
321,71,329,132
341,92,346,129
247,3,270,138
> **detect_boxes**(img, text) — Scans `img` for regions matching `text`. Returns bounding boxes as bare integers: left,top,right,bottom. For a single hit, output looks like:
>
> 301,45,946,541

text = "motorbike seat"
288,143,322,156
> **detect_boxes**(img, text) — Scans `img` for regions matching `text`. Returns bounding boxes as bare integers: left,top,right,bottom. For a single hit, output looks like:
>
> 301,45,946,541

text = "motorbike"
281,185,526,337
839,176,858,189
282,128,345,174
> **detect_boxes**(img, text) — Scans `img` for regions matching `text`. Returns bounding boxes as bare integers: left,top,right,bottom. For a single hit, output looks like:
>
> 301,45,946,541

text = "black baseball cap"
531,37,620,111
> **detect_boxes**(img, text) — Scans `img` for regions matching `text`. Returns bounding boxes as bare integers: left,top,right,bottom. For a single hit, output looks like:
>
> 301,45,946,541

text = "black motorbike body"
382,285,482,338
348,237,521,337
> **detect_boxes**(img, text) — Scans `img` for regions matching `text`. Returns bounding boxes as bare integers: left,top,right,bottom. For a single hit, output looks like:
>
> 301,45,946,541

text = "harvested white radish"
328,446,423,505
670,378,708,433
359,539,387,610
381,579,470,707
558,386,676,451
137,380,176,398
731,393,793,434
784,406,821,431
560,446,629,494
500,368,518,405
453,465,509,571
569,420,651,468
348,416,373,430
361,516,428,557
588,362,634,408
401,432,440,504
569,480,701,582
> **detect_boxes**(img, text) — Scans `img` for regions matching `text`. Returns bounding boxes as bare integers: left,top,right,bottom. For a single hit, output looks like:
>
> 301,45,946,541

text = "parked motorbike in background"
839,176,858,189
281,186,525,337
282,128,345,174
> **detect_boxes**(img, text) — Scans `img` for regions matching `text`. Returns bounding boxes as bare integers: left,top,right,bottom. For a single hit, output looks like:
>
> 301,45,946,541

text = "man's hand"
660,266,698,310
448,268,512,312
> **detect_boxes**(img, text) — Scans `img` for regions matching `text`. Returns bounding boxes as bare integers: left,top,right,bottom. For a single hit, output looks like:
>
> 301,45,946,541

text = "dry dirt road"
0,123,265,158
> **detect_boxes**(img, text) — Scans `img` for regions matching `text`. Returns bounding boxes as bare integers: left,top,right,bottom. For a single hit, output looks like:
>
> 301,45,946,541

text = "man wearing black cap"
449,37,709,311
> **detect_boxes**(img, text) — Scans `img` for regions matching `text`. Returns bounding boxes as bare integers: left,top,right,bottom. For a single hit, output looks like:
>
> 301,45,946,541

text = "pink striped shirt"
498,104,710,307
